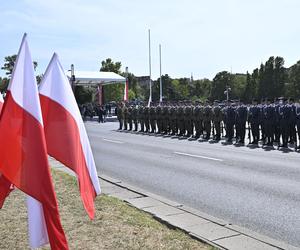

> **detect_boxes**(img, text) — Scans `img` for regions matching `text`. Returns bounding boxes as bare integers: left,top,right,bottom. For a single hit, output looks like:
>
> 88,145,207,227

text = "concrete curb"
50,158,299,250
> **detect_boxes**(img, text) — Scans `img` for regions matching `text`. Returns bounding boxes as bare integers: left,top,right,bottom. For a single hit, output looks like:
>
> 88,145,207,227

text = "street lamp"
70,64,75,92
224,86,231,101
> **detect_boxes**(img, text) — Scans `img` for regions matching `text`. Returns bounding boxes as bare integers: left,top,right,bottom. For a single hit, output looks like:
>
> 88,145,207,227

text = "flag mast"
148,29,152,106
159,44,162,103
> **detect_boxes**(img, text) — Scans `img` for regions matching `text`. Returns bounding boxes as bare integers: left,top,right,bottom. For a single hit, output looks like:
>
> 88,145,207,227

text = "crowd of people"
115,97,300,150
79,103,115,123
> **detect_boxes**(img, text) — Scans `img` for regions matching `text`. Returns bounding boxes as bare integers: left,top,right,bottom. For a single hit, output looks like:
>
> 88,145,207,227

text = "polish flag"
39,53,101,219
124,78,128,101
0,92,13,209
0,34,68,249
0,93,3,111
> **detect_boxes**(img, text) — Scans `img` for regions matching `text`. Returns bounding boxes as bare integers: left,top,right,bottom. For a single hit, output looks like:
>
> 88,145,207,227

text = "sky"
1,0,300,80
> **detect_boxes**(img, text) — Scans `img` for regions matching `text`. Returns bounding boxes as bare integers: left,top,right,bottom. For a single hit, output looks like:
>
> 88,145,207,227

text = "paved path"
86,121,300,248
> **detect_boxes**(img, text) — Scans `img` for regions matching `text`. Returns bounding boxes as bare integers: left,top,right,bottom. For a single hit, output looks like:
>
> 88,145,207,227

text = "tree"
1,54,37,77
100,58,123,103
210,71,232,101
100,58,121,74
287,60,300,99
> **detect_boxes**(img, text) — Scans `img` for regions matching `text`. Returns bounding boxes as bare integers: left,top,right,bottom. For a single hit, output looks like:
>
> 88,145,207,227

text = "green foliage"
103,83,124,103
1,54,37,77
100,58,121,74
74,86,93,104
210,71,232,101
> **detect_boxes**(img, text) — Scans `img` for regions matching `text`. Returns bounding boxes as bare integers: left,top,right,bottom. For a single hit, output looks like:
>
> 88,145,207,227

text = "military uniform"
225,104,235,142
116,104,123,130
248,102,260,144
184,105,193,137
279,101,290,147
138,106,145,132
169,105,177,135
235,103,248,143
212,103,222,140
123,105,128,130
156,105,163,134
263,101,275,145
127,106,133,130
149,105,157,133
144,106,150,132
132,106,138,131
162,105,169,134
203,104,212,140
177,105,185,136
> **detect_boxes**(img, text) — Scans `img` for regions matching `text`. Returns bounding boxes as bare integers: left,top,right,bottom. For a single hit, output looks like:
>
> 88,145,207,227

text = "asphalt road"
86,121,300,248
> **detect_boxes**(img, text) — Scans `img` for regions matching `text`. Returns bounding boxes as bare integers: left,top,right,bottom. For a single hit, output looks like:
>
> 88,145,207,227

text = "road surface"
86,121,300,248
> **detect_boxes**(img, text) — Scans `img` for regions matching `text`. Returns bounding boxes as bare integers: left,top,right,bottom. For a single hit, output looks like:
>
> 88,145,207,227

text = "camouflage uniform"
212,104,222,140
203,104,212,139
123,105,128,130
144,106,150,132
132,106,138,131
156,105,163,134
149,105,157,133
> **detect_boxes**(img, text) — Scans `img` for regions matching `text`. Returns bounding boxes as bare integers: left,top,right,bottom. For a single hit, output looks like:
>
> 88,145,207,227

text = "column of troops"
115,97,300,149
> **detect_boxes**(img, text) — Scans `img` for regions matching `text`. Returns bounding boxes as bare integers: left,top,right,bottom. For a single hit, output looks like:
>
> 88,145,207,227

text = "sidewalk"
50,157,299,250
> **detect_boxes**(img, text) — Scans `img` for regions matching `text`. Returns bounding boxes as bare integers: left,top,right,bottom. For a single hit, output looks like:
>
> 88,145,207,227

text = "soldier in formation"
115,97,300,150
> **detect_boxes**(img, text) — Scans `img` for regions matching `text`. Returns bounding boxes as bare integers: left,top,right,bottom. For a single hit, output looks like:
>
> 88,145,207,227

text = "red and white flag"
0,34,68,249
0,92,13,209
39,53,101,219
0,93,3,111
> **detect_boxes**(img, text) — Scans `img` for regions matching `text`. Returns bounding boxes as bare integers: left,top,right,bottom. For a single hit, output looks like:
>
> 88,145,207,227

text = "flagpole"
148,29,152,106
159,44,162,103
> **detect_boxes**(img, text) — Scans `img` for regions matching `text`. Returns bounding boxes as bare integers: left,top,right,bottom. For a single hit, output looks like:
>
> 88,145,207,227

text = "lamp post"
70,64,75,92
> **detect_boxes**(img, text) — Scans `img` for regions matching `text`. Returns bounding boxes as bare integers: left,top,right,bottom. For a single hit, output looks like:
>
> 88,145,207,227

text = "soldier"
132,105,138,131
248,99,260,145
156,104,163,134
263,98,275,146
127,105,133,131
184,102,193,137
162,103,169,134
116,102,123,130
225,100,235,142
177,102,185,136
149,103,157,133
169,103,177,135
212,100,222,141
144,105,150,133
203,101,212,140
123,103,128,130
288,98,296,144
259,98,266,144
273,98,281,143
296,99,300,149
235,100,248,144
138,105,145,132
279,98,290,148
193,101,201,139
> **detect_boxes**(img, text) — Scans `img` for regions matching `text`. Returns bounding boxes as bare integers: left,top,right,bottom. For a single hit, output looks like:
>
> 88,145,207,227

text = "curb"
98,174,300,250
50,158,299,250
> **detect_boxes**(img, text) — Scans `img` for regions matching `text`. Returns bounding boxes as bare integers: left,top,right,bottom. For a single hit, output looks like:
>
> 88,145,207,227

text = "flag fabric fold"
39,53,101,219
0,34,68,250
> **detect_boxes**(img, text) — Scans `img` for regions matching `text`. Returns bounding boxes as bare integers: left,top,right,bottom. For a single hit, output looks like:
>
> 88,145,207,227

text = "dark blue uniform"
235,105,248,143
248,105,261,144
264,104,275,145
225,106,236,142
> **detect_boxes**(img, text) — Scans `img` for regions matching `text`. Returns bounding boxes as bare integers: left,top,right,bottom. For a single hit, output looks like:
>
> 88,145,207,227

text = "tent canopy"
66,70,125,86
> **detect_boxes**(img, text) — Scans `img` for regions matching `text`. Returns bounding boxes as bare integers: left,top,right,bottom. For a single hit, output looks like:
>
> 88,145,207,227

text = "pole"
71,64,75,92
148,29,152,106
159,44,162,103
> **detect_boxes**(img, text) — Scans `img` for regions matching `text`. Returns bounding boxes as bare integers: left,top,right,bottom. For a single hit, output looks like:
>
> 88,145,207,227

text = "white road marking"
103,138,124,144
173,151,223,162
